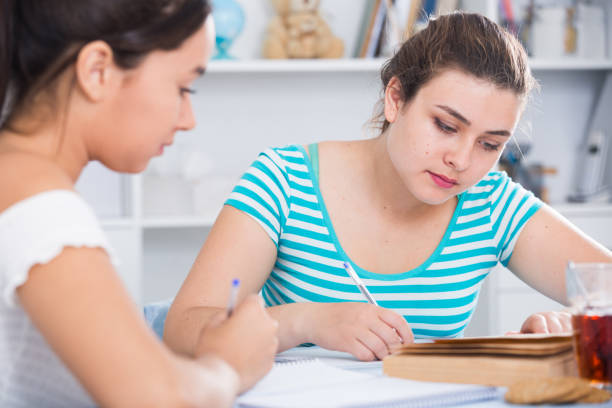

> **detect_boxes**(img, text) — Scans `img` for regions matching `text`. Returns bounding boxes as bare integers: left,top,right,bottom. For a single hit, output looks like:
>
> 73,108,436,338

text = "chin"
128,162,149,174
420,197,451,206
105,159,149,174
417,191,457,206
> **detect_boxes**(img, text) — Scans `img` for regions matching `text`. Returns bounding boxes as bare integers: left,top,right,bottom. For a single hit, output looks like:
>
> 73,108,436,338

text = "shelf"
529,59,612,71
141,216,216,229
553,203,612,217
206,58,612,74
207,58,386,73
100,218,135,228
103,203,611,230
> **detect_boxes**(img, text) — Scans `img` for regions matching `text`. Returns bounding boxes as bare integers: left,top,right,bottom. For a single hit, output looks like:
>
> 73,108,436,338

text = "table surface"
272,346,612,408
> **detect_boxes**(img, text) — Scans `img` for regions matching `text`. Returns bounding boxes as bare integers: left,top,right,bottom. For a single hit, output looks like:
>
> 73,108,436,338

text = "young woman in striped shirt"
166,12,612,361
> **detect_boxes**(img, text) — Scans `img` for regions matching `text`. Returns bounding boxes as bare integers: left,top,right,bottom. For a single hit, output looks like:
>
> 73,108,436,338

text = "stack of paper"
237,358,499,408
383,334,577,387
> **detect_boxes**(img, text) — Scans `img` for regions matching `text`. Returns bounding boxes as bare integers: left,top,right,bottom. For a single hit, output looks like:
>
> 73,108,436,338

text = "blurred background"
76,0,612,336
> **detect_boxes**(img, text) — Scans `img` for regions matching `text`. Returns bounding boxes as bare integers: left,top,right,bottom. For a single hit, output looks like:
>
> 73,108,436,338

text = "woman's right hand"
303,302,413,361
194,295,278,393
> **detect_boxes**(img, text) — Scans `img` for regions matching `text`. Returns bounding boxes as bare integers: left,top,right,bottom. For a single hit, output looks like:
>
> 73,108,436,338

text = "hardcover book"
383,334,578,387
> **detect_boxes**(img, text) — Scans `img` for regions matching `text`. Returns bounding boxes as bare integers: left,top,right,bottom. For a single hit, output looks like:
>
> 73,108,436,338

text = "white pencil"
343,262,378,305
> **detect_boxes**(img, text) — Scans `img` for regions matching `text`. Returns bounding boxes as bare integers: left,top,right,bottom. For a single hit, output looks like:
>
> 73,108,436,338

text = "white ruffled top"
0,190,118,407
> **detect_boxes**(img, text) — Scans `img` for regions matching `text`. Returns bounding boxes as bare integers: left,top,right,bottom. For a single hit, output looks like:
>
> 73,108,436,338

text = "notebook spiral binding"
274,357,318,366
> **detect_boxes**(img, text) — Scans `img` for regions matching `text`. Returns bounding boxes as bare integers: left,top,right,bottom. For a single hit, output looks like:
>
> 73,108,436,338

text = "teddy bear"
262,0,344,59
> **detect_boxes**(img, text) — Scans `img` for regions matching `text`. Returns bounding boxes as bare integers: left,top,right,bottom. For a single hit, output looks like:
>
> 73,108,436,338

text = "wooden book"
353,0,378,57
383,334,578,387
359,0,383,58
435,0,459,16
403,0,422,40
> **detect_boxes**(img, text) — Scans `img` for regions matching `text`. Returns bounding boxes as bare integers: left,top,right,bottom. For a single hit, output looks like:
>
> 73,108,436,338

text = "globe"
212,0,245,60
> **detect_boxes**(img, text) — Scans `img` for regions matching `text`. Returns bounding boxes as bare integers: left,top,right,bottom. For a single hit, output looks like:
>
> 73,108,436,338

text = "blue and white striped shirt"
226,144,541,338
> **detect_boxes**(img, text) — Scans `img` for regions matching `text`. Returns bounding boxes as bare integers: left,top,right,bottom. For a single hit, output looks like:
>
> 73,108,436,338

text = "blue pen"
227,278,240,316
343,262,378,305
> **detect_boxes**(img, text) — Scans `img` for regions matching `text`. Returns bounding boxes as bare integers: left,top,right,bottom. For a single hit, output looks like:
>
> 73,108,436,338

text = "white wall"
75,0,612,334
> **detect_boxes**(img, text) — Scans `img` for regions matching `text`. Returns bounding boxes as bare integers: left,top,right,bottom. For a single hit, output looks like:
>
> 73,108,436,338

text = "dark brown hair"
0,0,211,128
374,12,535,133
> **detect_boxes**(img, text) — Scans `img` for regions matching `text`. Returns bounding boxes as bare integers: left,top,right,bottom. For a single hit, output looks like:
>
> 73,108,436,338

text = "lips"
428,171,458,189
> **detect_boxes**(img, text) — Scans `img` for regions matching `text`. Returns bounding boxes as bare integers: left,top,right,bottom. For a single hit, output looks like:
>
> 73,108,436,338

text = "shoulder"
264,144,304,161
478,170,537,201
0,152,74,213
464,171,513,199
468,171,542,219
256,145,307,173
473,171,509,190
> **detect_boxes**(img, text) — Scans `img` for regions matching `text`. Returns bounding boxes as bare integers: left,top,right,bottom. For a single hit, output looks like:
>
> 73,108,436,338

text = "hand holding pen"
343,261,407,346
194,278,278,393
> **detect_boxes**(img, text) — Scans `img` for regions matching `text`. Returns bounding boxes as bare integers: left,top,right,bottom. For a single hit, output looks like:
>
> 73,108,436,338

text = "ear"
74,40,117,102
383,76,404,123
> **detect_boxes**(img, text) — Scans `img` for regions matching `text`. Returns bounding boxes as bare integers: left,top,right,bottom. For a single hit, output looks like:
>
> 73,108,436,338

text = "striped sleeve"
225,148,291,247
487,172,542,265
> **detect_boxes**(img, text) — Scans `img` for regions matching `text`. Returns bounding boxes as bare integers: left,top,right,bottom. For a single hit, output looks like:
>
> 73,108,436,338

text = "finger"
505,331,520,335
233,295,267,320
349,339,376,362
521,314,548,334
370,318,403,348
558,312,573,332
206,311,227,329
544,314,563,334
357,328,390,361
378,310,414,344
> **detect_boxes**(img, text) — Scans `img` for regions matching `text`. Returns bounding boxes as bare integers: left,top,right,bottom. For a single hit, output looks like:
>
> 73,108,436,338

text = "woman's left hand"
511,311,573,334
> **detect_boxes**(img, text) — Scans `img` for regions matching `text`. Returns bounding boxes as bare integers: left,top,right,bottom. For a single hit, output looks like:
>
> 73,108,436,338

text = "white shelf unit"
205,58,612,74
80,1,612,333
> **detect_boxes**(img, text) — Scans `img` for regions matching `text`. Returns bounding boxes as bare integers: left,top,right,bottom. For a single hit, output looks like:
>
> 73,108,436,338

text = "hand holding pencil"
194,279,279,393
300,263,414,361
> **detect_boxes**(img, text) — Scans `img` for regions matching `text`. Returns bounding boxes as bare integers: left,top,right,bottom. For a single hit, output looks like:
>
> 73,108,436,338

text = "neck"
0,116,89,183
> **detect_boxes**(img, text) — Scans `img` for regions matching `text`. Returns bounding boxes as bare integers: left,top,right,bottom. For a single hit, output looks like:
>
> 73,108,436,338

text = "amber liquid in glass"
572,314,612,383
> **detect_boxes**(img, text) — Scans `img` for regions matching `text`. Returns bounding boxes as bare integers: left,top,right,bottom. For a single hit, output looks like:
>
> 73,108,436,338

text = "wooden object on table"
383,334,578,387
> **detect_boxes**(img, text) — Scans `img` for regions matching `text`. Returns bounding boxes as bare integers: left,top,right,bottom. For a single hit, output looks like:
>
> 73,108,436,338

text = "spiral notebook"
236,359,499,408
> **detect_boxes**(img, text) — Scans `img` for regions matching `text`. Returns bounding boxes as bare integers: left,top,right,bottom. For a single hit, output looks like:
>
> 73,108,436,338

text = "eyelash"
481,142,500,152
435,118,500,152
180,87,196,95
434,117,456,134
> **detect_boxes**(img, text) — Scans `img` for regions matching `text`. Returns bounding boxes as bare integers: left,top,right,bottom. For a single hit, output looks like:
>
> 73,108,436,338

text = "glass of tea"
567,262,612,388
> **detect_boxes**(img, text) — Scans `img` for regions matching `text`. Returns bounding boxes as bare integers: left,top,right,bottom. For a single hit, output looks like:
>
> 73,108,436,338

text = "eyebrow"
435,104,511,137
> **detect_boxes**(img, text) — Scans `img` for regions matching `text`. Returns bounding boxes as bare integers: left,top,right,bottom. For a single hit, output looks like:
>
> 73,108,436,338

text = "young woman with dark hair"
0,1,277,406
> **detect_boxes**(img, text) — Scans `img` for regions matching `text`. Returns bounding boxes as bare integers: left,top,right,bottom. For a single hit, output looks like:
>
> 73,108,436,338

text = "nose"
443,140,471,172
177,96,196,131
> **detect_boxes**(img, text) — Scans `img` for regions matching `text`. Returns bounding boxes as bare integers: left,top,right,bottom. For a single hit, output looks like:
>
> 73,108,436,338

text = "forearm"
164,305,225,357
172,354,240,408
18,249,239,407
267,303,316,351
165,303,311,354
105,351,239,408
